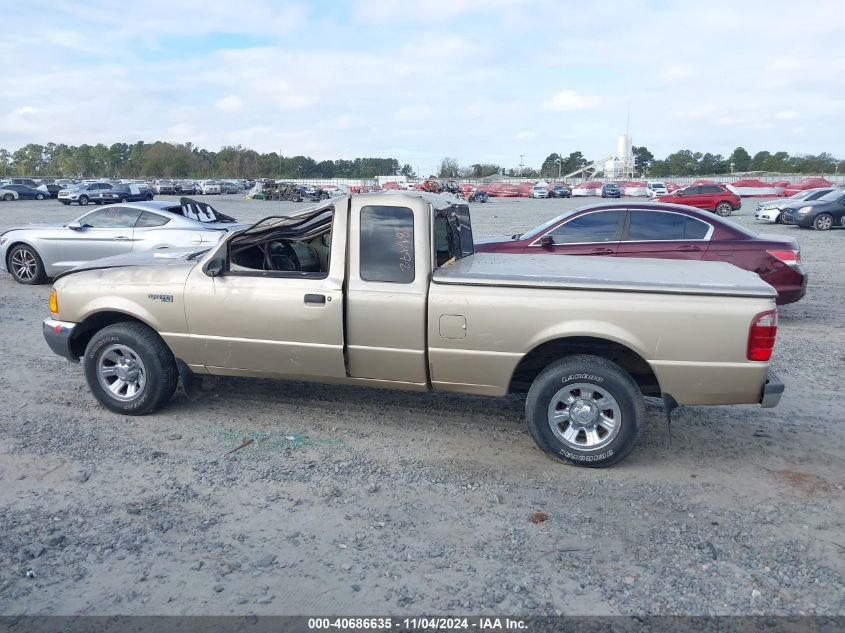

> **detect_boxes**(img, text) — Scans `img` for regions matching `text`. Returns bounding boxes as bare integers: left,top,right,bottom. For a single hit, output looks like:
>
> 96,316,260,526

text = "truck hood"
434,253,777,298
55,248,205,280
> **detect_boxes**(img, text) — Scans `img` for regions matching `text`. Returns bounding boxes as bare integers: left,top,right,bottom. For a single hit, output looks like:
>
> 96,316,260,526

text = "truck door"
345,196,430,384
183,204,347,379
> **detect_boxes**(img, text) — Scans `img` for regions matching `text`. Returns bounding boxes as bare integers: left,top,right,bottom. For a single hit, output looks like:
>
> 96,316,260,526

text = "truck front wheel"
83,322,178,415
525,355,643,467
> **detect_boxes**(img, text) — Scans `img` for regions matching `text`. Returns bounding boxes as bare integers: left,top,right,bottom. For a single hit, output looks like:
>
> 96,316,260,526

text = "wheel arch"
69,310,164,358
509,336,661,397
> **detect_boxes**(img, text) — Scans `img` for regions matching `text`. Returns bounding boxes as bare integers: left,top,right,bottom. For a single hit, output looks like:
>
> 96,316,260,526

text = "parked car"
601,182,621,198
646,181,668,198
43,184,64,198
2,184,48,200
529,185,549,198
154,180,177,195
655,184,741,216
0,187,20,201
0,200,242,284
58,182,115,205
42,192,782,468
200,180,222,195
474,202,807,304
780,188,845,230
179,181,198,196
755,188,836,224
548,185,571,198
98,183,156,203
8,178,40,188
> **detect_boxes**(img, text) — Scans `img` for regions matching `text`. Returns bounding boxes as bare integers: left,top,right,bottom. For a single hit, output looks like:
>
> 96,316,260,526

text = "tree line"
0,141,410,180
2,140,842,180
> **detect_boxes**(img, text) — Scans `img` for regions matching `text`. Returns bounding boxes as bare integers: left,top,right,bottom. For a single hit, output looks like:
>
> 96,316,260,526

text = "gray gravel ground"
0,194,843,616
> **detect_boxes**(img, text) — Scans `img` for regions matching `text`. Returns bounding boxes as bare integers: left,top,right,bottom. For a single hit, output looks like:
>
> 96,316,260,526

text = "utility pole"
519,154,525,177
555,157,562,180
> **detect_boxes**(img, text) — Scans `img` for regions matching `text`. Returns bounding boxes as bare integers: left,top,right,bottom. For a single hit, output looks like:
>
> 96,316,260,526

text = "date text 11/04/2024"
307,617,527,630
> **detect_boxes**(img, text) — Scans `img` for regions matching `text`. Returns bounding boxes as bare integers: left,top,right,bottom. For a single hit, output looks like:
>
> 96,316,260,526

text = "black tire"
776,211,784,224
7,243,47,284
525,355,643,467
79,195,89,205
813,213,834,231
715,201,733,217
120,196,129,203
83,322,178,415
35,193,45,200
3,193,13,201
146,194,154,201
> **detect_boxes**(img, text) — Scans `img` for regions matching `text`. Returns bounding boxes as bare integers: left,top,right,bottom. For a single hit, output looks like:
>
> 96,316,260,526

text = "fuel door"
439,314,467,339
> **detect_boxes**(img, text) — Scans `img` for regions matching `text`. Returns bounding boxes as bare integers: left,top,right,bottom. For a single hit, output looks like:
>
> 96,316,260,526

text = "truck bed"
433,253,776,298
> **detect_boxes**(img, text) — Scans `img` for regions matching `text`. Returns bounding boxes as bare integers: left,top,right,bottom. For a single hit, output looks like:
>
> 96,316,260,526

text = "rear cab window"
360,205,415,283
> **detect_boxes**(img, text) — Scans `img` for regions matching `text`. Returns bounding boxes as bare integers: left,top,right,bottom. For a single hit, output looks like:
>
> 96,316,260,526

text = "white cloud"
541,90,601,112
216,95,243,112
775,110,799,120
515,130,536,140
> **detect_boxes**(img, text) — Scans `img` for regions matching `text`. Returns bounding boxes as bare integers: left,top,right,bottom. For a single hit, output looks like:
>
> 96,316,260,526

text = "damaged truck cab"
44,192,783,467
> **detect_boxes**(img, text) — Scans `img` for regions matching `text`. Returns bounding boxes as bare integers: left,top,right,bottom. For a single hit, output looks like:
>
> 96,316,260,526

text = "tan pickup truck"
43,192,783,467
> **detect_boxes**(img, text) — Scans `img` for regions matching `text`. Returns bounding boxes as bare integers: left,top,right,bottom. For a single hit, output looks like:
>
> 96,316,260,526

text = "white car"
647,181,668,197
201,180,222,195
529,185,549,198
0,188,19,201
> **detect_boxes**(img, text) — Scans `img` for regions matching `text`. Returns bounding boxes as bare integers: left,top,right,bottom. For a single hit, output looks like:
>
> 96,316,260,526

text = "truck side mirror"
203,256,226,277
540,235,555,248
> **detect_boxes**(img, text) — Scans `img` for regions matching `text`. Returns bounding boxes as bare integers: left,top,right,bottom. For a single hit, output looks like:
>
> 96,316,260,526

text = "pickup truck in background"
42,192,784,467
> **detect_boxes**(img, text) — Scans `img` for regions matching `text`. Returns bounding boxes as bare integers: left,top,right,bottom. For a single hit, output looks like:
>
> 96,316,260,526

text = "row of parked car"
754,186,845,230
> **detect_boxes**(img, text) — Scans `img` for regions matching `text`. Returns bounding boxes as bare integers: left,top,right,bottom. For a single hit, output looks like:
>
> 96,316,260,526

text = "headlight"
798,206,813,214
49,288,59,315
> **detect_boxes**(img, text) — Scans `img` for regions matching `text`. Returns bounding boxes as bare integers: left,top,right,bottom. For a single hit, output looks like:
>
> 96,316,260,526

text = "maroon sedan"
474,202,807,304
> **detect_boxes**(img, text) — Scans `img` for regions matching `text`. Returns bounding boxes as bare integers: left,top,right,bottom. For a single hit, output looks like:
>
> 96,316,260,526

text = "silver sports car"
0,199,245,284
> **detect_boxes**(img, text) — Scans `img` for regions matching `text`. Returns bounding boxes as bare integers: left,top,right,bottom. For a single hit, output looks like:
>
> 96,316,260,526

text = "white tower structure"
603,112,635,179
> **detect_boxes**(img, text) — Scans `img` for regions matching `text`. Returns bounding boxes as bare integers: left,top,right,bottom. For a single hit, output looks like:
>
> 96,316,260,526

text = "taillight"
748,310,778,361
767,249,800,266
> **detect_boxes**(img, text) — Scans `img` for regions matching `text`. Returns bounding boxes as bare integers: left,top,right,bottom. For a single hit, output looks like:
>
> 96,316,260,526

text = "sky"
2,0,844,173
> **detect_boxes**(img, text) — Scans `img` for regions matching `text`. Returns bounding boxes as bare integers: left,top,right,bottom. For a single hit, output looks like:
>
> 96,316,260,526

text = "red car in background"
656,183,741,216
474,202,806,304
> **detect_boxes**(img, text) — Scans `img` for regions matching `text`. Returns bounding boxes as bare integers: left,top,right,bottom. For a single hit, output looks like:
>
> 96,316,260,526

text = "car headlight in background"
798,206,813,214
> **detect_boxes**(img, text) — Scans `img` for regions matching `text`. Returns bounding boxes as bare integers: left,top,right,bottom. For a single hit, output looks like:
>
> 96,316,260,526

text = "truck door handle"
677,245,701,252
591,247,614,255
304,294,326,305
114,236,130,240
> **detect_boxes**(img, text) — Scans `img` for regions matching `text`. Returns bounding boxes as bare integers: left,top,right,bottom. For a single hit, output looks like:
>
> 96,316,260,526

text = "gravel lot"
0,194,843,616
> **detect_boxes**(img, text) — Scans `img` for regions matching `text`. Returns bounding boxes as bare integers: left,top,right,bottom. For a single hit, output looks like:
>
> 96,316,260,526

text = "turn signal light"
49,288,59,315
748,310,778,361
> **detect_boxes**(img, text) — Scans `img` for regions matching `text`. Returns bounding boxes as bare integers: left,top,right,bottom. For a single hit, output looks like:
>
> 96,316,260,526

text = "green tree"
399,164,416,178
438,157,460,178
729,147,751,172
632,146,654,175
750,151,771,171
540,153,563,178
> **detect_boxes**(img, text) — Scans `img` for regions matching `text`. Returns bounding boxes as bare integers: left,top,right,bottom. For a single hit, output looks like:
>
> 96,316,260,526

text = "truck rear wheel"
83,322,178,415
525,355,643,467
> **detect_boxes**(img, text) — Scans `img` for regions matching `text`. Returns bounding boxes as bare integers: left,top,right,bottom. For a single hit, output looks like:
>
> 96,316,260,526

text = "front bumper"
43,318,79,363
760,369,784,408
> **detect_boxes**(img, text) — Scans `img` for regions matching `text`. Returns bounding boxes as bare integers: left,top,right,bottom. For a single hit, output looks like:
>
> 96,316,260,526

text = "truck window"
360,205,414,283
433,204,474,267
